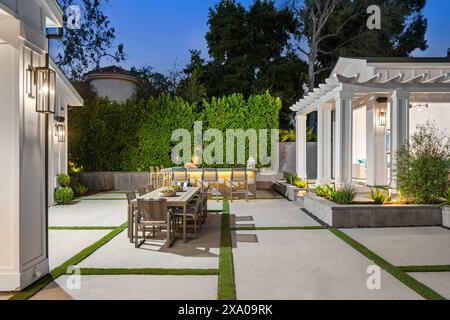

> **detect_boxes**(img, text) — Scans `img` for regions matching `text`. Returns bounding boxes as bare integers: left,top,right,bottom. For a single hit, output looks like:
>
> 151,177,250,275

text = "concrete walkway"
15,194,450,300
230,199,422,300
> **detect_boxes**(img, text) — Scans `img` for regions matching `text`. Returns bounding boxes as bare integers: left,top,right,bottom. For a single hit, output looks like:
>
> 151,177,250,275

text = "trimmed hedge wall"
69,92,281,171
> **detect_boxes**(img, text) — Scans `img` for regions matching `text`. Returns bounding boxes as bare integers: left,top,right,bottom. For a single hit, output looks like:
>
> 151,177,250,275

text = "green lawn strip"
49,226,118,230
231,226,325,231
75,268,218,276
9,223,128,300
329,228,445,300
217,200,236,300
398,265,450,273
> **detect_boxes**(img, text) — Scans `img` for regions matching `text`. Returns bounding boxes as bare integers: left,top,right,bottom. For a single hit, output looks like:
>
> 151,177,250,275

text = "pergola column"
295,114,307,179
317,106,333,185
366,98,387,186
334,91,354,186
391,90,410,192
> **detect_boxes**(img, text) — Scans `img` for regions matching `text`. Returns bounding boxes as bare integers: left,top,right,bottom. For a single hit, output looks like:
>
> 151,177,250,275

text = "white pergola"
292,57,450,190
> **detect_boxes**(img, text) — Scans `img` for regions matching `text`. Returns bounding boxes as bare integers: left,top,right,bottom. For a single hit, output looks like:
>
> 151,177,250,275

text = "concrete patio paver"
78,213,221,269
80,192,127,200
49,199,127,227
232,230,422,300
31,275,218,300
230,199,320,228
0,292,13,300
49,230,111,269
408,272,450,299
342,227,450,266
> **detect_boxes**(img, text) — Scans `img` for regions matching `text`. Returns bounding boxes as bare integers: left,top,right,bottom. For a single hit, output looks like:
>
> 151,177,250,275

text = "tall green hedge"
69,92,280,171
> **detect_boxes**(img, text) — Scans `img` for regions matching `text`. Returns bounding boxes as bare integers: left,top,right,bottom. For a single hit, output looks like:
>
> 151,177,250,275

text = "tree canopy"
54,0,126,80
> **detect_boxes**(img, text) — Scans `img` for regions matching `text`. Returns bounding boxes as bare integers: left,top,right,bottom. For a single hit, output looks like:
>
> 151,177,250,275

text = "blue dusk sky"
104,0,450,73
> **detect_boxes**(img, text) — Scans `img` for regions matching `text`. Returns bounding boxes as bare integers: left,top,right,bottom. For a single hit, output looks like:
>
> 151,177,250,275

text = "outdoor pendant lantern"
377,111,387,127
55,124,66,143
35,54,56,114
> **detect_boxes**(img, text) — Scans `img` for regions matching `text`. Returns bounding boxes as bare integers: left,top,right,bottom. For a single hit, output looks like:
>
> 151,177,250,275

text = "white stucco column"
317,106,333,185
390,90,410,192
295,114,307,179
366,98,387,186
334,92,354,186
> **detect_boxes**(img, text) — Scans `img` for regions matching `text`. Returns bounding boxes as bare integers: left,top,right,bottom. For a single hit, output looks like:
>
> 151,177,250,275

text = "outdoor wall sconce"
55,124,66,143
26,65,36,98
35,54,56,114
377,111,387,127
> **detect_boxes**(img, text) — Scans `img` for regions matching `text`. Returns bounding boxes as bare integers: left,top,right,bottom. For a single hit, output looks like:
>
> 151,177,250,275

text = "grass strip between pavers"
9,222,128,300
329,228,446,300
398,265,450,273
217,200,236,300
75,268,219,276
49,226,118,230
231,226,325,231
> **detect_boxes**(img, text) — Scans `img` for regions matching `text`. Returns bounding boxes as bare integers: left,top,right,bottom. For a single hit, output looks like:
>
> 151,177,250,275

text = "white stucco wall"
352,106,367,163
410,103,450,135
90,78,136,103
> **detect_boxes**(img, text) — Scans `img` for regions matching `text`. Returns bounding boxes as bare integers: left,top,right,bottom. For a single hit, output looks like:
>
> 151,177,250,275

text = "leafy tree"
131,65,172,100
54,0,126,79
203,0,304,128
289,0,428,90
177,50,208,104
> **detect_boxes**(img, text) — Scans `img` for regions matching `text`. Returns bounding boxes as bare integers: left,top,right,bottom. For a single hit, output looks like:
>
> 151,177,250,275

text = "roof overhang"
291,57,450,115
50,59,84,107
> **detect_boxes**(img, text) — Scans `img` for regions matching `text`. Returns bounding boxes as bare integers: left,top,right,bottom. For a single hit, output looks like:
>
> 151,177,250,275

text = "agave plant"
369,187,390,205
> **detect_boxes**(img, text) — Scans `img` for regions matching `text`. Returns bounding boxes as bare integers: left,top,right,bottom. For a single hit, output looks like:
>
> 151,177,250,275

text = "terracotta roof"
85,65,136,77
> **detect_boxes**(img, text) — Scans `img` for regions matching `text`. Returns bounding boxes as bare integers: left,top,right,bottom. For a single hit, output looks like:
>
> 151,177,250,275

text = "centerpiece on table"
159,188,177,197
171,185,184,192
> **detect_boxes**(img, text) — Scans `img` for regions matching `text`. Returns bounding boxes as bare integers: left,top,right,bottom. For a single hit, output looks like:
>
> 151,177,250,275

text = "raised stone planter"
272,181,307,202
443,206,450,228
304,193,442,228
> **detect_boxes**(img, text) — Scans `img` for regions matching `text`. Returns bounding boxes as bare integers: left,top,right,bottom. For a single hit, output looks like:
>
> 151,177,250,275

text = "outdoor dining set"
126,167,251,248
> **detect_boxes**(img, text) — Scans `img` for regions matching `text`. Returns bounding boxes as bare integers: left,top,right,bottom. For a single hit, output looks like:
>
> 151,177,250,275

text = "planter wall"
443,207,450,228
304,193,443,228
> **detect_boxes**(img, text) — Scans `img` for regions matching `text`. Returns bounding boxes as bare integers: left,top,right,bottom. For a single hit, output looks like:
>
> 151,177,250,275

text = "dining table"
128,186,200,243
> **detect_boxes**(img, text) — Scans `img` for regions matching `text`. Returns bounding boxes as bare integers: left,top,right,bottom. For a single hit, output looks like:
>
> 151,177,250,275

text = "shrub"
69,93,281,171
315,184,335,199
439,188,450,208
280,129,295,142
54,187,74,205
395,121,450,204
330,185,357,205
286,173,308,188
370,187,390,204
57,174,71,188
72,183,88,197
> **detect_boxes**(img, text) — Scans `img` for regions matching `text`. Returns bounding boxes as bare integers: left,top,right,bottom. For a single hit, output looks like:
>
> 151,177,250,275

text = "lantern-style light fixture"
377,111,387,127
55,124,66,143
35,54,56,114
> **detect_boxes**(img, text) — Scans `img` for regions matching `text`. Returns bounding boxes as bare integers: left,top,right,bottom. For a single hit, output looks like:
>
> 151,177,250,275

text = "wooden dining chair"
201,168,221,202
228,168,249,202
126,191,137,242
138,187,147,197
134,199,175,248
